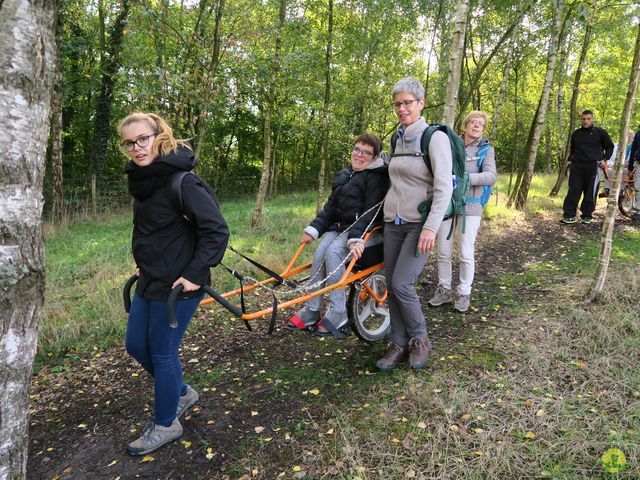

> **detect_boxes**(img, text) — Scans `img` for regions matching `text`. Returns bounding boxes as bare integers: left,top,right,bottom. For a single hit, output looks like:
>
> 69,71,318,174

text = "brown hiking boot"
375,343,408,371
408,337,432,370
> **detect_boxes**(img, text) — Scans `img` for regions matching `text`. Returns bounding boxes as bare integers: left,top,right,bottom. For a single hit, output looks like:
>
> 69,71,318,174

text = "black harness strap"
227,245,297,288
221,263,252,332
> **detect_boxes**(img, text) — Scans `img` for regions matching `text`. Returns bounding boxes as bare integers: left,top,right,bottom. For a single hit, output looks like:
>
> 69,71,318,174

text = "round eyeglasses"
121,134,156,152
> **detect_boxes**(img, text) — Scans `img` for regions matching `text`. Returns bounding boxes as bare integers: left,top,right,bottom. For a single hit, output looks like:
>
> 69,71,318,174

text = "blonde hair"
117,112,191,157
461,110,489,129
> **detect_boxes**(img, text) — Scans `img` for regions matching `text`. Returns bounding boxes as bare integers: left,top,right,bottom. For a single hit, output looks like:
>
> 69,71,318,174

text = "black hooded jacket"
125,147,229,300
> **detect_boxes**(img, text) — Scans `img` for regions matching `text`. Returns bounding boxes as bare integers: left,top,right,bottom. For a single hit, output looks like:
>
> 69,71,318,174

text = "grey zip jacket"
383,117,453,233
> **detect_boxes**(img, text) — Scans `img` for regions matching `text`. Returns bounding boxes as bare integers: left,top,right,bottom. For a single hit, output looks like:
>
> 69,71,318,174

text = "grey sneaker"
316,309,349,337
176,385,199,419
127,419,183,456
285,306,320,331
454,294,470,313
428,286,453,307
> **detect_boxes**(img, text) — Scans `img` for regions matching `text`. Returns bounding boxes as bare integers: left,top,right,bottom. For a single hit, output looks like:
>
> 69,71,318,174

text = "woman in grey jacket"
375,77,453,371
428,111,497,313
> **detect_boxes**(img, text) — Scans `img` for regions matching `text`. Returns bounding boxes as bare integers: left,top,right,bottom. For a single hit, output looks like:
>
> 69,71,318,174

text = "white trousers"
436,215,482,296
635,165,640,211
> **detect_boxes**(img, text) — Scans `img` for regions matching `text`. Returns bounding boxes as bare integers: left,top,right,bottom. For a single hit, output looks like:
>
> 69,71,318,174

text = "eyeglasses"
352,146,374,157
467,120,486,127
392,99,419,110
121,134,156,152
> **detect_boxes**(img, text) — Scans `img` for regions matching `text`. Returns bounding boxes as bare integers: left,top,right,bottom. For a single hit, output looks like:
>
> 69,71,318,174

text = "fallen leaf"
325,428,334,435
251,411,259,416
417,421,427,429
107,460,118,467
293,466,302,472
309,388,320,395
141,455,154,462
181,440,192,448
524,431,536,440
255,426,265,433
76,424,87,429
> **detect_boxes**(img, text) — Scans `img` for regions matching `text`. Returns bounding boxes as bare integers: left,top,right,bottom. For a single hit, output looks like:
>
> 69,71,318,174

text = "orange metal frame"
200,227,385,321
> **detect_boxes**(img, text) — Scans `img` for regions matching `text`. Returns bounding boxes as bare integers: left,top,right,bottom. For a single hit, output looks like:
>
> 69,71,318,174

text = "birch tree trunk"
587,22,640,302
251,0,286,228
514,4,568,210
550,23,592,197
50,69,64,223
0,1,56,477
316,0,333,213
441,0,469,127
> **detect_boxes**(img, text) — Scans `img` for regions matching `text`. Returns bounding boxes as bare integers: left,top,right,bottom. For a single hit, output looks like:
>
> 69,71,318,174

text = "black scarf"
125,160,183,201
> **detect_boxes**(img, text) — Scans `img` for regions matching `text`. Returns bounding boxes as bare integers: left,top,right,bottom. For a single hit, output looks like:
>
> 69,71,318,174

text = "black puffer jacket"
307,157,389,241
126,148,229,300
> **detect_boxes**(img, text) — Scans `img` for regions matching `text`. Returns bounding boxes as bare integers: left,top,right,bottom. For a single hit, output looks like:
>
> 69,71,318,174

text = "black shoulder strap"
390,132,399,155
169,171,191,212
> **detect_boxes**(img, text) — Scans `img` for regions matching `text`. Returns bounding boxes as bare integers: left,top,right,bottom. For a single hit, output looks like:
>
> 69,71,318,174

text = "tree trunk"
441,0,469,127
251,0,286,228
514,4,569,210
90,0,130,192
550,23,592,196
0,0,56,477
456,0,530,126
587,22,640,302
489,37,515,137
50,7,64,223
316,0,333,213
194,0,225,159
424,0,445,102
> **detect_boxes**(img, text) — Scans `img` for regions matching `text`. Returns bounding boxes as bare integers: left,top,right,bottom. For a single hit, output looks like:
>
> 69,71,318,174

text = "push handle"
166,283,244,328
123,275,138,313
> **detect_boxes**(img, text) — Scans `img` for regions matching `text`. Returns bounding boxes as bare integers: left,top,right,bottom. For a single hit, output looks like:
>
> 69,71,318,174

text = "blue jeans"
125,292,203,426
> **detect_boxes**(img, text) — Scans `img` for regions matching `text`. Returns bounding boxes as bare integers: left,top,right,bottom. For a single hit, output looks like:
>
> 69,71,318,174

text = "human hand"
300,232,314,244
417,229,436,255
349,241,365,259
598,160,607,170
172,276,200,292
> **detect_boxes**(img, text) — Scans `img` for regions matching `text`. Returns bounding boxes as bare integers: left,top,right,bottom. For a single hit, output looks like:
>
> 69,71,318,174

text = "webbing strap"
227,245,297,288
221,263,252,332
318,318,346,339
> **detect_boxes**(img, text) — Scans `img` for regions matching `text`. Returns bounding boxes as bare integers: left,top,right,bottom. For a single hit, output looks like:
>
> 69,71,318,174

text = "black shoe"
581,217,593,224
561,217,577,224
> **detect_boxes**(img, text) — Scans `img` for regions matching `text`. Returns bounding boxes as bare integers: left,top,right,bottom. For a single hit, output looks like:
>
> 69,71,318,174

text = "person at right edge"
428,111,497,314
561,109,614,224
627,126,640,221
375,77,453,372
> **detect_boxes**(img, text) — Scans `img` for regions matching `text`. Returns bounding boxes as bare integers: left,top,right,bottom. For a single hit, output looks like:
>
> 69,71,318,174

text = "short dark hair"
581,109,594,116
355,133,382,157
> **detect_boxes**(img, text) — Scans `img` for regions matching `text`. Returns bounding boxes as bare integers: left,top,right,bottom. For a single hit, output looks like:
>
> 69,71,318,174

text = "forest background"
48,0,640,222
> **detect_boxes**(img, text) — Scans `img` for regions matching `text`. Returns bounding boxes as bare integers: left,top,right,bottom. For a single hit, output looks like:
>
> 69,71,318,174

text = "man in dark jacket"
562,110,614,224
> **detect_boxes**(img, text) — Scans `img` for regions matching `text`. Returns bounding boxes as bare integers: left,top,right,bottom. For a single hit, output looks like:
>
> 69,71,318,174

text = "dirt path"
27,211,634,480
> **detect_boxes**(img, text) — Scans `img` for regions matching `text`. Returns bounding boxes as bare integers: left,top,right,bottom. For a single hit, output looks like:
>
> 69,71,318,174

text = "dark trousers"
562,162,599,219
383,222,429,347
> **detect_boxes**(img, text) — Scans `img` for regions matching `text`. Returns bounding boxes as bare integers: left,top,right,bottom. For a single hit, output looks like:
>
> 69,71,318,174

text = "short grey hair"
392,77,424,100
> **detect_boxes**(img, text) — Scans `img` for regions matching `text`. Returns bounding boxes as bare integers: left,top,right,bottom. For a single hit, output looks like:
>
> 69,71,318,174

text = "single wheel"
618,184,634,218
347,272,390,342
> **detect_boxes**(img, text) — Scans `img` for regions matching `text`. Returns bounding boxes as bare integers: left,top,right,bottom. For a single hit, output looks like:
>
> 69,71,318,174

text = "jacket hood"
155,146,196,171
364,156,387,172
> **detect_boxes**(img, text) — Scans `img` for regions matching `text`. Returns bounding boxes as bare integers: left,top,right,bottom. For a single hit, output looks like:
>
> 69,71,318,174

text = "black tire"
347,272,390,343
618,184,634,218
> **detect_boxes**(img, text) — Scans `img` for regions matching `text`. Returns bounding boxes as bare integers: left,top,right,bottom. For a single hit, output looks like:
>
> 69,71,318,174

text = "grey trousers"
383,222,429,347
